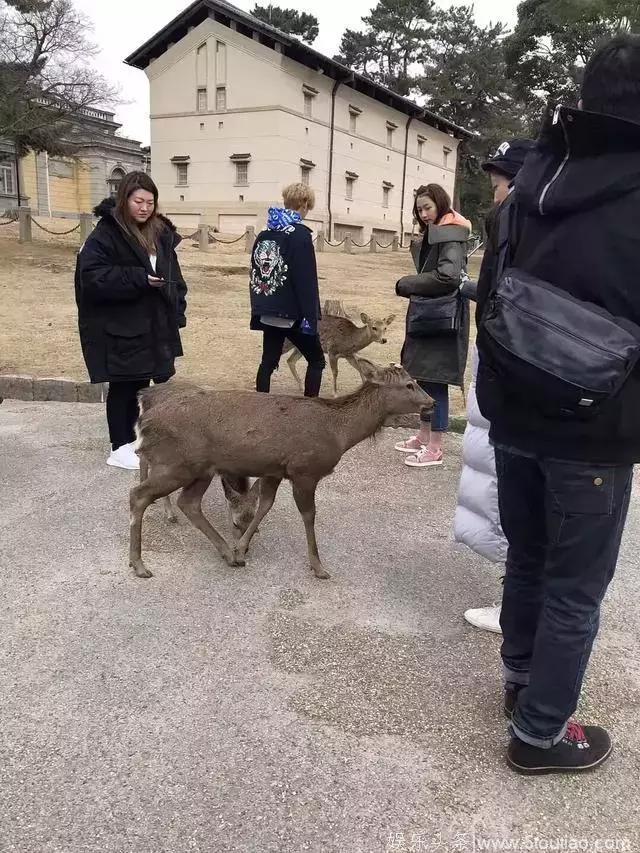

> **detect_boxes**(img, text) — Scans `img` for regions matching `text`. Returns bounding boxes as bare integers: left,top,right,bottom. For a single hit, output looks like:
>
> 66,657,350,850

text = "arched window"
108,167,125,198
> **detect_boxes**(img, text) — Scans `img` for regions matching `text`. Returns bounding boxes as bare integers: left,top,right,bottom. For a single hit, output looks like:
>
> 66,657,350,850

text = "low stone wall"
0,374,104,403
0,374,467,434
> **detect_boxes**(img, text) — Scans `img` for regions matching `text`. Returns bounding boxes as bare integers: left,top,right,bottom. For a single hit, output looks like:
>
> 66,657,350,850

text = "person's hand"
148,276,165,288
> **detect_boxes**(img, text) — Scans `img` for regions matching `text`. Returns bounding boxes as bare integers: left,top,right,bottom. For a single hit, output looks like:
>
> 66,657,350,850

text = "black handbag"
480,201,640,419
407,291,462,337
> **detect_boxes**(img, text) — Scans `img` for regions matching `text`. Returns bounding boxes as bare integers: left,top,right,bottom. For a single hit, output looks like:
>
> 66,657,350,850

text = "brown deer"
284,310,396,396
129,364,432,581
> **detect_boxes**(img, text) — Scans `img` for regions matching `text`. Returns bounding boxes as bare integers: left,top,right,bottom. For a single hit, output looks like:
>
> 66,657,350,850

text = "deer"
129,364,432,582
283,306,396,397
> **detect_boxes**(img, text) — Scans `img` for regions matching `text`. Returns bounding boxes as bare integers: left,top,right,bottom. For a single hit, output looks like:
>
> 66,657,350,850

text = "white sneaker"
107,442,140,471
464,604,502,634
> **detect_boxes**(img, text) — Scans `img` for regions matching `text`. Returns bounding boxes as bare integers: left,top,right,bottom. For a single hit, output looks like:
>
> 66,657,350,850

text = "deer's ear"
357,358,378,382
385,314,396,325
360,312,371,325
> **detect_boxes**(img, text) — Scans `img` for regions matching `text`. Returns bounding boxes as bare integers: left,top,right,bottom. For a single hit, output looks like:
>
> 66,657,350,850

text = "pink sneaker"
405,446,443,468
394,435,425,453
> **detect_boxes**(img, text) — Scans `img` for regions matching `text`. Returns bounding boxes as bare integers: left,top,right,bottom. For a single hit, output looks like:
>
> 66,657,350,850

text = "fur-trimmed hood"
93,196,179,242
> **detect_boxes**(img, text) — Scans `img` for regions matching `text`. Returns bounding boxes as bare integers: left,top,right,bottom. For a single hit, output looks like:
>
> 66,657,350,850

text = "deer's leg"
142,458,178,523
176,477,242,567
292,478,330,580
233,476,282,561
329,355,339,397
345,354,363,377
286,349,304,392
129,471,185,579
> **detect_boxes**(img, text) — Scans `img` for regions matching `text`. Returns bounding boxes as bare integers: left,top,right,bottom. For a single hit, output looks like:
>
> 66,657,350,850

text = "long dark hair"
413,183,453,232
115,171,164,253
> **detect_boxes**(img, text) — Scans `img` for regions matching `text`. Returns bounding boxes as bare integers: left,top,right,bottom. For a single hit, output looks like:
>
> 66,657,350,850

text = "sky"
74,0,519,144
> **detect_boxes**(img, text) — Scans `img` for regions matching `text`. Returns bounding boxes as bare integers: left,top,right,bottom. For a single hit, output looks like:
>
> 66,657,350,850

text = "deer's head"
360,312,396,345
358,360,434,415
222,478,260,537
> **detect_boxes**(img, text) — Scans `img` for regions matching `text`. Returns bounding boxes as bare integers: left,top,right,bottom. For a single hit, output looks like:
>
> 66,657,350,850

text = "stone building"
126,0,470,241
0,107,147,217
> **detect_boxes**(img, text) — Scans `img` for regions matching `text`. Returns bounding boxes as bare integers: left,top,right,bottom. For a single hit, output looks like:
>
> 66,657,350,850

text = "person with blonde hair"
250,182,325,396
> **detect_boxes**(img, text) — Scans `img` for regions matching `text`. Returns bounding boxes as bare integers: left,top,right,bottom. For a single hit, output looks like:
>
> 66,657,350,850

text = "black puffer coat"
75,198,187,384
396,222,470,387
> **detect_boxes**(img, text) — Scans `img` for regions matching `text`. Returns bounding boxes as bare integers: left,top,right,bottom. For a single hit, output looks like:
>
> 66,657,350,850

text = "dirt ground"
0,219,480,416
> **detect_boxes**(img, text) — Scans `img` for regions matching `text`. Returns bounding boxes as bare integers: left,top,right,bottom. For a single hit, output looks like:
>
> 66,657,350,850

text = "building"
0,107,147,217
126,0,471,242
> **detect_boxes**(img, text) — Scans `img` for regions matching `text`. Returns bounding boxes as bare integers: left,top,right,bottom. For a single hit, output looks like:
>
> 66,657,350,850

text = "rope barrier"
325,238,347,247
375,240,394,249
211,232,245,244
0,217,17,227
32,218,81,236
351,240,370,248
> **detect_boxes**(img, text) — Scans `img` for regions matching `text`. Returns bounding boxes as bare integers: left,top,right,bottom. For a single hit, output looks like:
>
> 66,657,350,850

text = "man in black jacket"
476,34,640,774
250,183,325,397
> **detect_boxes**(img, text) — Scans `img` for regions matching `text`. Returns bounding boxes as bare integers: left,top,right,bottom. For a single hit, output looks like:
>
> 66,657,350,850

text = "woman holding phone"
75,171,187,470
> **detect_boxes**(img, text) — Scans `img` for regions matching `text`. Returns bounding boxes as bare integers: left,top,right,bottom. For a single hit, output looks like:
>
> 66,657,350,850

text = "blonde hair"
282,182,315,212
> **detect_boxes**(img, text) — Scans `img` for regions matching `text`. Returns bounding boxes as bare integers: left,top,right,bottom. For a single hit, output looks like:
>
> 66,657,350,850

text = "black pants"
256,327,325,397
495,447,632,747
106,376,169,451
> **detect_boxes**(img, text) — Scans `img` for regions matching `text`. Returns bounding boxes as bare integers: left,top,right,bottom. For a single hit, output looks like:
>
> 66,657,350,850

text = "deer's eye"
406,382,413,389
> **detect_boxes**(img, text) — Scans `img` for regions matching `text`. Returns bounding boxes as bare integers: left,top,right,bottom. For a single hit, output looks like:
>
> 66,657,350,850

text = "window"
417,137,425,159
216,86,227,111
108,167,125,198
443,146,451,167
302,84,318,118
218,121,224,130
349,113,357,134
235,161,248,186
197,87,208,112
301,166,311,186
382,185,391,208
346,177,355,200
176,163,189,186
200,122,205,131
386,121,397,148
303,92,313,118
0,163,15,195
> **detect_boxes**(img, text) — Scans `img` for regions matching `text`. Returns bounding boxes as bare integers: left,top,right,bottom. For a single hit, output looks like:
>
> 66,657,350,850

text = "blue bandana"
267,207,302,231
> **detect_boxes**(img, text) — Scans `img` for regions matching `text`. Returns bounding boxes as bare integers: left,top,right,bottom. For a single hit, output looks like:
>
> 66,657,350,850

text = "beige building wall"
147,17,460,238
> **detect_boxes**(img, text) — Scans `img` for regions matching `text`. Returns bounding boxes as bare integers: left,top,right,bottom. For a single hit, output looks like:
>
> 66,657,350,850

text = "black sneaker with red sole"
507,721,613,775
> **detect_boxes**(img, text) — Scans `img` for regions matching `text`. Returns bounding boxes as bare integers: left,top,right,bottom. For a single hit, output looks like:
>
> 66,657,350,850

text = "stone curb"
0,375,469,434
0,375,105,404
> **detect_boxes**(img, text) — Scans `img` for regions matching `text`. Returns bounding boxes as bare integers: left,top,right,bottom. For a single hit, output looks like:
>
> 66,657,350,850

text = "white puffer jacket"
454,345,508,563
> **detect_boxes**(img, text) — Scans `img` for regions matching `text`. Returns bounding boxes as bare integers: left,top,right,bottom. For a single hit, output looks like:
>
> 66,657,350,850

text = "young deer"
284,311,396,396
129,365,432,581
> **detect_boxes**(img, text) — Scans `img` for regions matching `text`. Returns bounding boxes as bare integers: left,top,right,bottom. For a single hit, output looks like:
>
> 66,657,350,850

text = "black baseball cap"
482,138,535,180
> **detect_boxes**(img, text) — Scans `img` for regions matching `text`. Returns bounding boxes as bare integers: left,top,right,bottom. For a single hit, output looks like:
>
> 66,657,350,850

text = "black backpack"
478,198,640,419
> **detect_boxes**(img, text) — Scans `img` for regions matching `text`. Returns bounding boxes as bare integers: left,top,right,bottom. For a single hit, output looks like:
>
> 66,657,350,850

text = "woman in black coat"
75,171,187,470
394,183,471,468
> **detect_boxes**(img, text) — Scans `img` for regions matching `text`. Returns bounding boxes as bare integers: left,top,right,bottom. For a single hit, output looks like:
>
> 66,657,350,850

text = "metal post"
344,233,353,254
18,206,32,243
316,230,325,252
198,223,210,252
80,213,94,242
245,225,256,253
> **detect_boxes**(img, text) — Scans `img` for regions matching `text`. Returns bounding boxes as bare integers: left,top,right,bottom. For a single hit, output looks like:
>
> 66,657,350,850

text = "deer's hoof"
131,561,153,579
227,550,246,568
313,566,331,580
